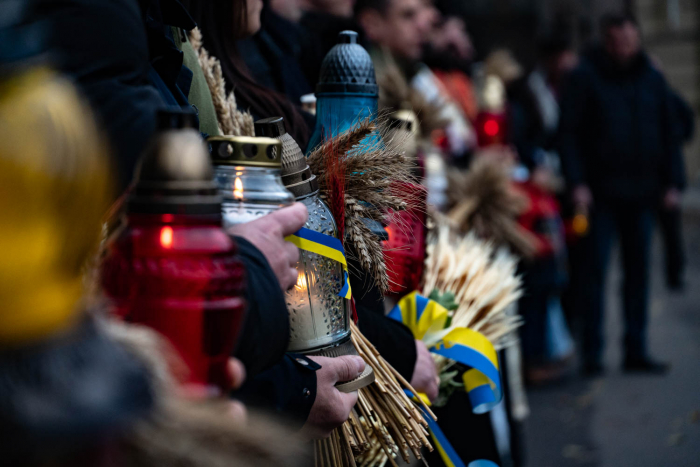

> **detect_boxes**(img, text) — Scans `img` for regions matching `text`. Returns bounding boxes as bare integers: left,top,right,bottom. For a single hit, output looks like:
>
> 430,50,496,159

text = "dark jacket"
347,246,417,381
238,8,313,105
32,0,317,421
34,0,165,189
558,47,685,204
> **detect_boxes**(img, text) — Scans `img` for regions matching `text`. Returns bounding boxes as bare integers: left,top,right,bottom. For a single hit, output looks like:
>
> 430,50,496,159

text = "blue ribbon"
405,390,500,467
285,227,352,299
388,292,502,413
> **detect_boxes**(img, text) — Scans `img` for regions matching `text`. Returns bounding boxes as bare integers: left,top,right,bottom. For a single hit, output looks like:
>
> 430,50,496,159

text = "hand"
300,356,366,439
410,340,439,402
572,184,593,209
228,203,308,290
663,188,681,210
179,357,248,421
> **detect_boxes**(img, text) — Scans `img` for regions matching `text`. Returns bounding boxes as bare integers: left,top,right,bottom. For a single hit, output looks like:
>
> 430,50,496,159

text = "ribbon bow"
393,292,504,467
285,227,352,299
388,292,501,414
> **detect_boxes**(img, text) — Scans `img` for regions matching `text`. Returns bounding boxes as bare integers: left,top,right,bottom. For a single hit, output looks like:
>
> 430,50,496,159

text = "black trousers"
658,206,685,285
579,204,654,365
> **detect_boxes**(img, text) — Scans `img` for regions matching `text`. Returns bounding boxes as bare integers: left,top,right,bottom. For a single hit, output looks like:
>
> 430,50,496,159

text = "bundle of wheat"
422,219,523,350
307,119,419,294
314,321,435,467
375,50,447,137
189,28,254,137
446,154,537,258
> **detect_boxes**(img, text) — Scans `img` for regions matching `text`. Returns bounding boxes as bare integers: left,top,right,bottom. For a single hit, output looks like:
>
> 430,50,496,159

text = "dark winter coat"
558,47,685,204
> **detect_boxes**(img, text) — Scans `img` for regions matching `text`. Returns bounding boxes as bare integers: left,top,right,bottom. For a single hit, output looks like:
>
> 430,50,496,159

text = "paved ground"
524,201,700,467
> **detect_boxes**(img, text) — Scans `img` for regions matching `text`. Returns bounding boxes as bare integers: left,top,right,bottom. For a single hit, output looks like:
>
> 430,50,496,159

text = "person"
28,0,364,438
355,0,475,160
558,13,685,375
296,0,360,88
237,3,314,106
423,15,479,122
188,0,312,148
506,36,578,384
191,0,440,403
658,87,694,290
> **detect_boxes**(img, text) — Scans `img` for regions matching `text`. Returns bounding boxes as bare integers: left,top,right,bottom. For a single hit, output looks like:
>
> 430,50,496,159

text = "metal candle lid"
208,135,283,168
128,109,221,215
254,117,319,198
316,31,378,96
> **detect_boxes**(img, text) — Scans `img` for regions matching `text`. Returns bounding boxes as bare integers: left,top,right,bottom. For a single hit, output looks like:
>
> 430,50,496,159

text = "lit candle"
233,177,243,200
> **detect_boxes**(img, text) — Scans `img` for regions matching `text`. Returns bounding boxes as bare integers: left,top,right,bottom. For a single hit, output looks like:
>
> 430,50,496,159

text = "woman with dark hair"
188,0,311,147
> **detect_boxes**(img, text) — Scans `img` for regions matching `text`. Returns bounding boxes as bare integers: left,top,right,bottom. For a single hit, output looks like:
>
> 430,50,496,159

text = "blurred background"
440,1,700,466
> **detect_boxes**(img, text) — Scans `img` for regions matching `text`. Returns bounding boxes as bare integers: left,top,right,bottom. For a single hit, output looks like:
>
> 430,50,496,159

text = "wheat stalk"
422,219,523,349
446,155,538,258
315,322,435,467
189,28,254,137
308,119,419,293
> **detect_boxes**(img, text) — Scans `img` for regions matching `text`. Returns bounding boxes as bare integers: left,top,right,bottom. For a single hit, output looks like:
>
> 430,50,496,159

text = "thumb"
331,356,366,383
271,203,309,237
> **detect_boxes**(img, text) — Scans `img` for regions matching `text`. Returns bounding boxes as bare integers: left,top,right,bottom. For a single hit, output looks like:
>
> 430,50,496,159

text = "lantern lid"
316,31,378,96
208,135,283,168
254,117,319,198
128,108,222,215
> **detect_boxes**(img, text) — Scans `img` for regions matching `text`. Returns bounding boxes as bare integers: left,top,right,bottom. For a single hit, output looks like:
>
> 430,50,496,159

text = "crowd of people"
0,0,694,465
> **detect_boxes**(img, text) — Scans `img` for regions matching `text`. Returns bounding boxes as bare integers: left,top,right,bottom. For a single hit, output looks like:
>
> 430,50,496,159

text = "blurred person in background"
423,15,479,122
650,54,694,290
355,0,476,160
558,12,685,376
297,0,359,87
658,88,693,290
504,36,578,384
189,0,312,147
238,0,314,107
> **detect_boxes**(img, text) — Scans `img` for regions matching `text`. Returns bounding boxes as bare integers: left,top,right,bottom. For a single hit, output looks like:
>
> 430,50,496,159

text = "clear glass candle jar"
209,136,295,225
209,135,350,353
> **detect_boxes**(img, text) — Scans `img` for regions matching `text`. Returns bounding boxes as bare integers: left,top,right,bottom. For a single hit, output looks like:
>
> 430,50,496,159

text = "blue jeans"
579,204,654,365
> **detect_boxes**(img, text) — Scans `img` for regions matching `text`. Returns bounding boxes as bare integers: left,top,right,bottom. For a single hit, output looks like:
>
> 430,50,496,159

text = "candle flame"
160,226,174,249
295,272,307,291
233,177,243,200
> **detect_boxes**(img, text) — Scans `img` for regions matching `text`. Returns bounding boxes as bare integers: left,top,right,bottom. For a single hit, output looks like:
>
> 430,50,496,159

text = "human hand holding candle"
300,355,366,439
228,203,308,290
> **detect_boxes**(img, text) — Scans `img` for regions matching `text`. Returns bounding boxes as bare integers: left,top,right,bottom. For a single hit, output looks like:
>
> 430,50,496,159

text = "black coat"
558,47,685,204
31,0,317,421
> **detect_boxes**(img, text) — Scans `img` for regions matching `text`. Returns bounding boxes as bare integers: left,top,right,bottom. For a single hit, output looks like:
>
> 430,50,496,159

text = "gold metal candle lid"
208,135,283,168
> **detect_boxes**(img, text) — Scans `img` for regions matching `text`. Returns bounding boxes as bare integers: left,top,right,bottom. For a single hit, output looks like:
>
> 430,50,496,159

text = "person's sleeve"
356,304,417,381
37,0,165,189
232,236,290,378
233,354,319,429
661,85,687,191
671,90,696,143
557,68,589,188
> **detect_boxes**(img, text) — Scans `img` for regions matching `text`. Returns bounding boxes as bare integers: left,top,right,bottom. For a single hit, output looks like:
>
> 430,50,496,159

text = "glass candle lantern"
101,110,247,391
209,135,294,224
307,31,381,154
209,134,353,354
254,118,374,389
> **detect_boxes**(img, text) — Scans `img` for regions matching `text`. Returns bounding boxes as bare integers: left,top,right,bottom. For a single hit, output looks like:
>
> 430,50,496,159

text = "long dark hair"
188,0,310,146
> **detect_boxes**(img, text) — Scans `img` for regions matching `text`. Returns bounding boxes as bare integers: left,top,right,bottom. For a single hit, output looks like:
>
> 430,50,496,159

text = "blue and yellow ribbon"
285,227,352,299
388,292,501,414
406,390,500,467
